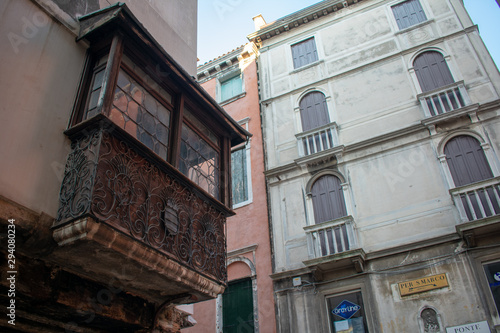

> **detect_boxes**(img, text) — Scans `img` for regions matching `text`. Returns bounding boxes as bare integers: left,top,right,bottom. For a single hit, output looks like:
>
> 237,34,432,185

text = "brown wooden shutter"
292,38,318,69
311,175,347,224
299,92,330,131
392,0,427,30
414,51,454,92
444,135,493,186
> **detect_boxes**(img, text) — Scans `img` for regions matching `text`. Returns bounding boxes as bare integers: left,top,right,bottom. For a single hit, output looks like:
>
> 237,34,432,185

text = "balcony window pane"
184,106,218,145
180,123,220,199
84,67,105,118
110,69,170,159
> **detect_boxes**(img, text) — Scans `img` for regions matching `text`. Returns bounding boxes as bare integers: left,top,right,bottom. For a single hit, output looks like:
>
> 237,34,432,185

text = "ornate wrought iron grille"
56,126,227,283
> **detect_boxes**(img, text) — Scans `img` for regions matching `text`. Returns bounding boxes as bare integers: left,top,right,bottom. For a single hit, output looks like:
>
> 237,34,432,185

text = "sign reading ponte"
398,273,449,296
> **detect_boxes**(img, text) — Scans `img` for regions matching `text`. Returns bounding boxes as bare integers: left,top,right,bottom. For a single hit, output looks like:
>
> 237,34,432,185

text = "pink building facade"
184,43,276,333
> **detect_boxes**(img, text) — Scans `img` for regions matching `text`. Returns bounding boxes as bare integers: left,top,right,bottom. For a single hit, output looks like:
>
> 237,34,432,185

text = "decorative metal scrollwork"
56,129,102,224
55,127,227,282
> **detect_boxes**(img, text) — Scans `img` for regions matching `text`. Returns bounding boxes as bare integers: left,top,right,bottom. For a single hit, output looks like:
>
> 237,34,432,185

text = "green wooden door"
223,278,254,333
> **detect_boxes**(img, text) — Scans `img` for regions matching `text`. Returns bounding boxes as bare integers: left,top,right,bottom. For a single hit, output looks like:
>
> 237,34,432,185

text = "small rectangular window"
483,261,500,316
392,0,427,30
220,74,243,102
291,37,318,69
231,146,248,205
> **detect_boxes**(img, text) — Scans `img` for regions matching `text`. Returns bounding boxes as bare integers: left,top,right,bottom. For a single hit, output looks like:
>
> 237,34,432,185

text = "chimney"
253,14,267,30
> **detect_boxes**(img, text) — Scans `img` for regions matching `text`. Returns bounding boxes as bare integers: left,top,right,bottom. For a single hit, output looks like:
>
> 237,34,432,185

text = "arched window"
413,51,454,92
419,308,442,333
311,175,347,224
444,135,493,187
299,91,330,131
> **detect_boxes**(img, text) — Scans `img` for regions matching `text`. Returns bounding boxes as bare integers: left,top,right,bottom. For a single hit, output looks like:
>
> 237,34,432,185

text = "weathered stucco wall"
0,0,87,217
257,0,500,331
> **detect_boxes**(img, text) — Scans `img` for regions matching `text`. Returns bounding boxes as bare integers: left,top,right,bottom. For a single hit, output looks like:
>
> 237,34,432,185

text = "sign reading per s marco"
398,273,449,296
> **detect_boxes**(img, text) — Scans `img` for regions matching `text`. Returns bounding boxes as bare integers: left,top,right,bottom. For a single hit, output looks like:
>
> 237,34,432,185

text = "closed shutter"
414,51,454,92
392,0,427,30
311,175,347,224
223,278,254,333
444,135,493,187
291,38,319,69
221,75,242,101
300,92,330,131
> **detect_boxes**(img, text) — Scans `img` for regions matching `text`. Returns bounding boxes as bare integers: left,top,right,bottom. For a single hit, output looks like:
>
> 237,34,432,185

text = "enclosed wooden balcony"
51,3,249,305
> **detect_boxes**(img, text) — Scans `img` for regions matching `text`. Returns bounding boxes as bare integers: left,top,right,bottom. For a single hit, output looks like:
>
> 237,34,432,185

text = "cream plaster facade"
249,0,500,332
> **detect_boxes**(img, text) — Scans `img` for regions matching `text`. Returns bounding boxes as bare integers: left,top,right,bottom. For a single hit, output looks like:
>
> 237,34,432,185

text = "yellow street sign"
398,273,449,296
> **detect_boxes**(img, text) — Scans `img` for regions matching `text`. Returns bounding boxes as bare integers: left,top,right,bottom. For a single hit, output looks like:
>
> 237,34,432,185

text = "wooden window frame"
68,32,231,204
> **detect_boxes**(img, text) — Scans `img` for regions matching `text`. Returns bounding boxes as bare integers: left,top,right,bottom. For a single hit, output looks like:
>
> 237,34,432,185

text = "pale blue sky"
198,0,500,68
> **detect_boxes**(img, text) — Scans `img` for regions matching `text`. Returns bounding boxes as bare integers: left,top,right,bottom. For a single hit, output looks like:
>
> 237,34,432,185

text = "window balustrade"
296,122,339,157
304,215,357,259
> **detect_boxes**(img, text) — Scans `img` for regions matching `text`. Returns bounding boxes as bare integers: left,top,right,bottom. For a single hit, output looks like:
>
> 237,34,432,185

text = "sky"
197,0,500,68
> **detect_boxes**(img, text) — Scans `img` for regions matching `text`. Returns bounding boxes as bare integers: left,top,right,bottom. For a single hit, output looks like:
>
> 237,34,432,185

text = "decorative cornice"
247,0,363,44
197,43,259,83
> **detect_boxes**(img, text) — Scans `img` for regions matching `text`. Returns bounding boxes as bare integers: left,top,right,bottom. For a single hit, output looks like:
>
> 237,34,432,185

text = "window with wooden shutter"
444,135,493,187
221,74,243,102
414,51,455,92
299,91,330,131
392,0,427,30
222,278,254,333
311,175,347,224
291,37,319,69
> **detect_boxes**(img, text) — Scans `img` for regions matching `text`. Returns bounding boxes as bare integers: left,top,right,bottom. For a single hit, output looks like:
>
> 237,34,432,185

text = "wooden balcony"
452,177,500,247
52,118,230,304
302,216,365,276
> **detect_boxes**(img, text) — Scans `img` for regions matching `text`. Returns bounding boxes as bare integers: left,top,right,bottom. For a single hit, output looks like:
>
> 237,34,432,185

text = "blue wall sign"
332,300,361,320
